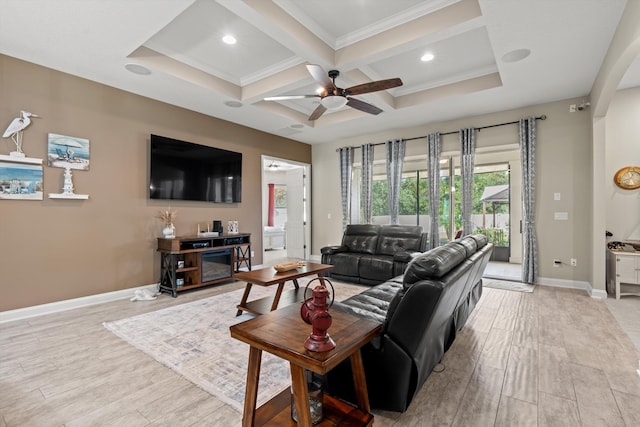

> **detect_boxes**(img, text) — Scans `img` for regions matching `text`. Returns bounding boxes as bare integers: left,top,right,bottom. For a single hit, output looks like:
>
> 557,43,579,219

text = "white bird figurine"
3,110,39,156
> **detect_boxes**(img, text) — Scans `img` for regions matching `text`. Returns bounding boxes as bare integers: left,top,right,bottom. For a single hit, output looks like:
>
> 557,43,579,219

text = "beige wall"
606,87,640,240
312,97,593,285
0,55,310,311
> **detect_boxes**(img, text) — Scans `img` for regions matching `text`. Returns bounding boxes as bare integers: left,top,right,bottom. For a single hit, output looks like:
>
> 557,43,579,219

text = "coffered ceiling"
0,0,630,144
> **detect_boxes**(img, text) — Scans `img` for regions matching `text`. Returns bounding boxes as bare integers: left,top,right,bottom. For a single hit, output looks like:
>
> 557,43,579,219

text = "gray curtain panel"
385,139,406,225
339,147,354,231
427,133,441,249
520,117,538,284
460,128,476,236
361,143,374,224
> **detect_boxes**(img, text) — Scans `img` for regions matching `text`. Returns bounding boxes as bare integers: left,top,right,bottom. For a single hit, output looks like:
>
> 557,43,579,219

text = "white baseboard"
536,276,607,299
0,283,159,324
1,270,608,324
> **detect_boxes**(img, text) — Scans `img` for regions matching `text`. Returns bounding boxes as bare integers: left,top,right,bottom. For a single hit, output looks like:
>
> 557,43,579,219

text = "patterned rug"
483,278,535,292
103,278,365,412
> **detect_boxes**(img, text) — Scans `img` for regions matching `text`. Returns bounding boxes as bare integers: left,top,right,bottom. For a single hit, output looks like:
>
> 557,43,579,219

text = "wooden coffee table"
233,262,333,316
230,303,381,426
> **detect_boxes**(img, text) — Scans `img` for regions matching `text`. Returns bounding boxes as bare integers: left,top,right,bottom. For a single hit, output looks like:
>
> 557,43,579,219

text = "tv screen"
149,134,242,203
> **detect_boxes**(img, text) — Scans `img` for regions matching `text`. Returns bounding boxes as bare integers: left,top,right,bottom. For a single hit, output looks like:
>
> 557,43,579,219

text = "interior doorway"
261,156,311,266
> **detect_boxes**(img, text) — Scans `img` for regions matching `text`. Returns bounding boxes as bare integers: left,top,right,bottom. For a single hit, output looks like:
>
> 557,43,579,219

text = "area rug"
483,279,535,293
103,278,365,412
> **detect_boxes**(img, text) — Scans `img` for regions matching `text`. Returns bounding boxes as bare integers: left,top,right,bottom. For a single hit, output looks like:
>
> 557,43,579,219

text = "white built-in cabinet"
607,249,640,299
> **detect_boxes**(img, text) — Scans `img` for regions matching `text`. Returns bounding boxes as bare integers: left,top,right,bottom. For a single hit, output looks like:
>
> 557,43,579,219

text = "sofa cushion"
342,224,380,254
454,236,478,257
330,253,363,277
358,254,394,281
338,280,403,324
403,243,467,284
376,225,424,256
467,234,488,248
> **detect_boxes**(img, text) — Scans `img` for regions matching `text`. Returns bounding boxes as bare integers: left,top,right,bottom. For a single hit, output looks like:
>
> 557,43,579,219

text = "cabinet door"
616,255,638,284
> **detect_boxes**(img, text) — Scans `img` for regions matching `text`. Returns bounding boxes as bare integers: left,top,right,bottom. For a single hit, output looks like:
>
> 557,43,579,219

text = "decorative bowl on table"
273,261,306,272
627,241,640,251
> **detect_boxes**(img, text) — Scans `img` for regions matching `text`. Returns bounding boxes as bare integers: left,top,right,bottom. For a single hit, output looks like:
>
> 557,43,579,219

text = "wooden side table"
230,302,381,426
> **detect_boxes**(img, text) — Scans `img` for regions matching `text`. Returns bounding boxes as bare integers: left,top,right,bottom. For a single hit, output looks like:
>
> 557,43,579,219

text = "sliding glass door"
365,159,512,253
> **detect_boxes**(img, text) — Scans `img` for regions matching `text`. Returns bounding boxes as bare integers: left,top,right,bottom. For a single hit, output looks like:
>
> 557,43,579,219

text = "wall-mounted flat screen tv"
149,134,242,203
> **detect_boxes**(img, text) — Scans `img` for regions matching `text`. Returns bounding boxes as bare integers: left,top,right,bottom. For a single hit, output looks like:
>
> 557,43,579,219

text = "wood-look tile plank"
478,328,513,370
538,343,576,400
511,312,538,349
502,345,538,404
569,363,625,427
492,306,519,331
516,291,538,317
538,314,566,348
464,306,496,334
494,395,537,427
136,381,215,422
450,363,504,427
146,392,225,426
613,389,640,426
396,367,472,426
65,376,194,427
441,328,489,375
538,391,581,427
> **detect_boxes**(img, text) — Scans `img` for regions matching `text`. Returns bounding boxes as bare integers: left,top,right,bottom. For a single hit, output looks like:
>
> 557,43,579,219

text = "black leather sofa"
320,224,428,285
326,234,493,412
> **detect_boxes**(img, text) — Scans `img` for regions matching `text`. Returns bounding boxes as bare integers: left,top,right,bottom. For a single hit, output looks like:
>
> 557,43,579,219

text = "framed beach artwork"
0,161,44,200
47,133,90,170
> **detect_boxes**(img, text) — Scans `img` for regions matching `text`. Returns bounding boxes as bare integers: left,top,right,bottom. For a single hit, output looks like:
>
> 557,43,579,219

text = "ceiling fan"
264,64,403,121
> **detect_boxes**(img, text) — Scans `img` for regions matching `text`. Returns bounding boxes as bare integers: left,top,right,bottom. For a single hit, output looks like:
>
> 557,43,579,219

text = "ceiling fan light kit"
321,95,348,110
264,64,403,121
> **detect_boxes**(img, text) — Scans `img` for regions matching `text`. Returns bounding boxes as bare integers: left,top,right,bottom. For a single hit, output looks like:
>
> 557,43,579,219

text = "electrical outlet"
553,259,561,267
570,258,577,266
251,251,255,258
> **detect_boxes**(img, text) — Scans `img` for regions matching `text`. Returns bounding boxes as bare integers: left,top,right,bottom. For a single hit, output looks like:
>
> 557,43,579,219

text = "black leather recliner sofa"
320,224,428,285
326,234,493,412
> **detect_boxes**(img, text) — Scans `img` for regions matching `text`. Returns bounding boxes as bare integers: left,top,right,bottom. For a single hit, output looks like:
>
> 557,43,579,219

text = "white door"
286,167,307,259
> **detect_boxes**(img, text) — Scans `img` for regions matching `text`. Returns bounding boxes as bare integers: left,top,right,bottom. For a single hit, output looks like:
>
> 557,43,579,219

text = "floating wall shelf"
48,193,89,199
0,154,43,165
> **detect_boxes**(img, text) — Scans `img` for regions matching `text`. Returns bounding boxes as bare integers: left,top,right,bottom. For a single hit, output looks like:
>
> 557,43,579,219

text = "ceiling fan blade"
308,104,327,121
346,97,383,115
306,64,333,88
345,78,403,96
264,94,319,101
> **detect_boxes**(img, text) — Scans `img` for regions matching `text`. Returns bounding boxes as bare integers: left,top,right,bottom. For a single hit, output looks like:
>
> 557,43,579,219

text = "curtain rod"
337,114,547,151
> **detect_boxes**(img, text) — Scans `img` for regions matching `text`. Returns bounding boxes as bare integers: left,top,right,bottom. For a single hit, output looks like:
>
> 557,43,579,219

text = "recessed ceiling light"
502,48,531,63
290,124,304,129
124,63,151,75
222,35,237,45
421,52,435,62
224,101,243,108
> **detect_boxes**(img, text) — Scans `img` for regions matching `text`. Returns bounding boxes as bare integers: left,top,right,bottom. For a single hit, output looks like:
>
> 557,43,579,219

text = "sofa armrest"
393,251,422,276
393,251,418,263
419,232,429,252
321,245,348,255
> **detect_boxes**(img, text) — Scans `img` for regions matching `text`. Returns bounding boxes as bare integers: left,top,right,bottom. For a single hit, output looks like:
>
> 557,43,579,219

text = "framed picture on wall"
274,184,287,208
47,133,90,170
0,160,43,200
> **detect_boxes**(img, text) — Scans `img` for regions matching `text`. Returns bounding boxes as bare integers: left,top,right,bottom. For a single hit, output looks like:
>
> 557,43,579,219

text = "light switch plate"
554,212,569,220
